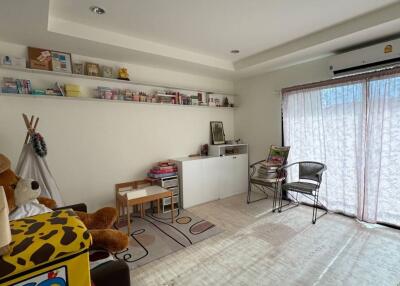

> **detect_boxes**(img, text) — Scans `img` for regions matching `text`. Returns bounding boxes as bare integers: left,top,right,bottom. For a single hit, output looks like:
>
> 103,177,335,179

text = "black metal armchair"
278,161,327,224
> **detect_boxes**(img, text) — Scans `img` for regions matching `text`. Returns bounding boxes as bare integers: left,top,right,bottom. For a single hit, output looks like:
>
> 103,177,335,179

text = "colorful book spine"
150,168,178,174
147,172,177,179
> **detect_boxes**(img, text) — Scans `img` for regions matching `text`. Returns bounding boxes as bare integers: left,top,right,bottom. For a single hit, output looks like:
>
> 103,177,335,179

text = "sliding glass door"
282,72,400,226
364,75,400,226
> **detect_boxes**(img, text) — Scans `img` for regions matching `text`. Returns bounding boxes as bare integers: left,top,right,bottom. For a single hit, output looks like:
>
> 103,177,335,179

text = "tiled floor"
131,193,400,286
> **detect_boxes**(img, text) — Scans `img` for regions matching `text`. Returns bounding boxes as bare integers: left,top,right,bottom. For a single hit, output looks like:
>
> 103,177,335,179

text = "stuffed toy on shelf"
0,153,128,253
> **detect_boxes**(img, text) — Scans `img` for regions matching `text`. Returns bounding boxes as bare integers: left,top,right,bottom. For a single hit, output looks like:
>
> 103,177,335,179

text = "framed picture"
210,121,225,145
85,62,100,77
73,63,84,75
28,47,52,71
102,66,113,78
51,51,72,73
1,55,12,65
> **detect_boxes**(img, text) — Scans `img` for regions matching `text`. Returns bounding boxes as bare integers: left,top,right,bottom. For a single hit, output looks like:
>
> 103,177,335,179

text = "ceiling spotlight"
90,6,106,15
230,49,240,54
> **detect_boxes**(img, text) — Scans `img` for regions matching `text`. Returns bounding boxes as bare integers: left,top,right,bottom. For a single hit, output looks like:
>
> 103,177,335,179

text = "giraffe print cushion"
0,209,92,281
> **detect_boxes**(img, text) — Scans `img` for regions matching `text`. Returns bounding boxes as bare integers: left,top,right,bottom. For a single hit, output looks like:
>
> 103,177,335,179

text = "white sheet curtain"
282,73,400,226
364,75,400,225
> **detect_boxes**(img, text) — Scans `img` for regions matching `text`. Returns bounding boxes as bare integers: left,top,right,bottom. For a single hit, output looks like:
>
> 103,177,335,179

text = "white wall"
0,41,235,211
234,57,332,163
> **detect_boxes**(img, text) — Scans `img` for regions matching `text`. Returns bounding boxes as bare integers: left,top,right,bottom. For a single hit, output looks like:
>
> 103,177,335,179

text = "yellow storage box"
0,209,92,286
65,84,81,97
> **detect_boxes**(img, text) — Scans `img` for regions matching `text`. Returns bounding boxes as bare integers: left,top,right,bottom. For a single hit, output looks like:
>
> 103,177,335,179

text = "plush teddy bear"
0,153,128,253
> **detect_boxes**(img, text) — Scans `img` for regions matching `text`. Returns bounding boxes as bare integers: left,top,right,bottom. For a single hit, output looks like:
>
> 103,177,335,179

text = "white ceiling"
0,0,400,78
51,0,396,60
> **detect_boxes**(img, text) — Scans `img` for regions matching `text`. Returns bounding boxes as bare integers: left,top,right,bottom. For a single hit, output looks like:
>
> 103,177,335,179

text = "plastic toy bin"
0,209,92,286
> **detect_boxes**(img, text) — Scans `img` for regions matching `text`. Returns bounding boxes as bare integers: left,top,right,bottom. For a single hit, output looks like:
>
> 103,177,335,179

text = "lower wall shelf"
0,93,236,110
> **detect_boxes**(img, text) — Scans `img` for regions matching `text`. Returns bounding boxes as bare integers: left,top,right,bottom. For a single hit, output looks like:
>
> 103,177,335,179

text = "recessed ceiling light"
90,6,106,15
230,49,240,54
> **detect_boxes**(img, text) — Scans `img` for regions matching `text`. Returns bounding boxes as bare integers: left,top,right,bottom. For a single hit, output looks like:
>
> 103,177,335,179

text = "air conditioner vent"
329,39,400,77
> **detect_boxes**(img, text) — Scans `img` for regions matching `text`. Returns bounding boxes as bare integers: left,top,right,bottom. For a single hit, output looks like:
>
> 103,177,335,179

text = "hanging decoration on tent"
31,133,47,157
15,114,64,206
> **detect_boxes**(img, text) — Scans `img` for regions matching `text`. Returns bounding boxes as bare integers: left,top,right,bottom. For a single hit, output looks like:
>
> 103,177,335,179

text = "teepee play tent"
15,114,64,206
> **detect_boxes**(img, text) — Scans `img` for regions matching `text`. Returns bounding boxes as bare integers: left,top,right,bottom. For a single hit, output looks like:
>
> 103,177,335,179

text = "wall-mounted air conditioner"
329,39,400,77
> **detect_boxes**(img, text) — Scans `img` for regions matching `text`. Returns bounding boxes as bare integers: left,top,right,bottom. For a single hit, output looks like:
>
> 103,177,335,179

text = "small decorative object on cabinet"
118,67,130,80
51,51,72,73
102,66,113,78
210,121,225,145
200,144,209,156
73,63,84,74
85,62,100,76
27,47,52,71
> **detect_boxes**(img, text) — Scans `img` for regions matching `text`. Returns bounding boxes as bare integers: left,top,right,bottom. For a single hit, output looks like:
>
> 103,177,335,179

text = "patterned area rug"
114,209,222,268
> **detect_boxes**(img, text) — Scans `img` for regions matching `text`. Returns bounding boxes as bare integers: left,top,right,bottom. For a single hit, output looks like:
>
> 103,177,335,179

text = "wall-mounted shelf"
0,93,236,110
0,64,235,96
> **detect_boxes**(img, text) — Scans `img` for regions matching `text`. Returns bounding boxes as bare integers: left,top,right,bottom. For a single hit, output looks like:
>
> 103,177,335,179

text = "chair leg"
278,186,283,212
247,182,252,204
312,192,319,224
272,182,277,212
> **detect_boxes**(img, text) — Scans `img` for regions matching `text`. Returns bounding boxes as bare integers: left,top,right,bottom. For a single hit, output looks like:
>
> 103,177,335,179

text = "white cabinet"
174,147,248,208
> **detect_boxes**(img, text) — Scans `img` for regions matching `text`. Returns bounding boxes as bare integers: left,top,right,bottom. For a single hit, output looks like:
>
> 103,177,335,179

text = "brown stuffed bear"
0,153,128,253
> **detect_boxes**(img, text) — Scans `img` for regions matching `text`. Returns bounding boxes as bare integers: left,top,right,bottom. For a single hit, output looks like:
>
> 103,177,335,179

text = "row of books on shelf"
147,161,178,179
2,78,32,94
1,77,234,107
96,87,232,106
1,77,67,96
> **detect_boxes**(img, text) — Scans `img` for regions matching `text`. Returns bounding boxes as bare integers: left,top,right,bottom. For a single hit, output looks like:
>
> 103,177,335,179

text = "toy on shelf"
118,67,130,81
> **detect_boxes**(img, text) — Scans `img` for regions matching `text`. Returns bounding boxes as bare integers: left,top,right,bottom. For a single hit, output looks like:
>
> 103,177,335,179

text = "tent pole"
23,114,37,144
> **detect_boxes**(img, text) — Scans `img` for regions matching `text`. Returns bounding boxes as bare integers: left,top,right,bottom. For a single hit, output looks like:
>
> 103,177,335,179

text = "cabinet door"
218,156,236,199
233,154,249,196
202,157,222,203
181,160,205,208
219,154,248,199
181,159,220,208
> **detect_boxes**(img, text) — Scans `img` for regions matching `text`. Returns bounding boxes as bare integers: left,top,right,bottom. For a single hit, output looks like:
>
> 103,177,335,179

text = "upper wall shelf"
0,65,235,97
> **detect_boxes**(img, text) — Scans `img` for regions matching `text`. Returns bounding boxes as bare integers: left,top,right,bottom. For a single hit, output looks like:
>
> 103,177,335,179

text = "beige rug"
114,209,222,268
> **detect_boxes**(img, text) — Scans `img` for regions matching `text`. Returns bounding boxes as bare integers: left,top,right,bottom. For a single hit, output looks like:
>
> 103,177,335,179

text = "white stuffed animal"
9,178,52,220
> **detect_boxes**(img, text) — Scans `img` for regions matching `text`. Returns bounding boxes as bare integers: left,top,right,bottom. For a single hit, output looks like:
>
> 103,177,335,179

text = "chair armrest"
91,260,130,286
277,162,299,171
249,160,266,168
53,203,87,213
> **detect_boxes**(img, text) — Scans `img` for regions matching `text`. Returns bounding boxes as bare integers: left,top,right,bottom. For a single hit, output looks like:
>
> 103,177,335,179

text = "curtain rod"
281,65,400,94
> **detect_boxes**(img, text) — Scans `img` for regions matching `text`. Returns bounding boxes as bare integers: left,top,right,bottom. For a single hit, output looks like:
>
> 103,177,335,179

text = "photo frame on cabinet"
210,121,225,145
51,51,72,73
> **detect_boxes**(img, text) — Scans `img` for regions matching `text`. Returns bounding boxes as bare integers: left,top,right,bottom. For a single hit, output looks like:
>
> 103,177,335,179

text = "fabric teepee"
15,114,64,206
